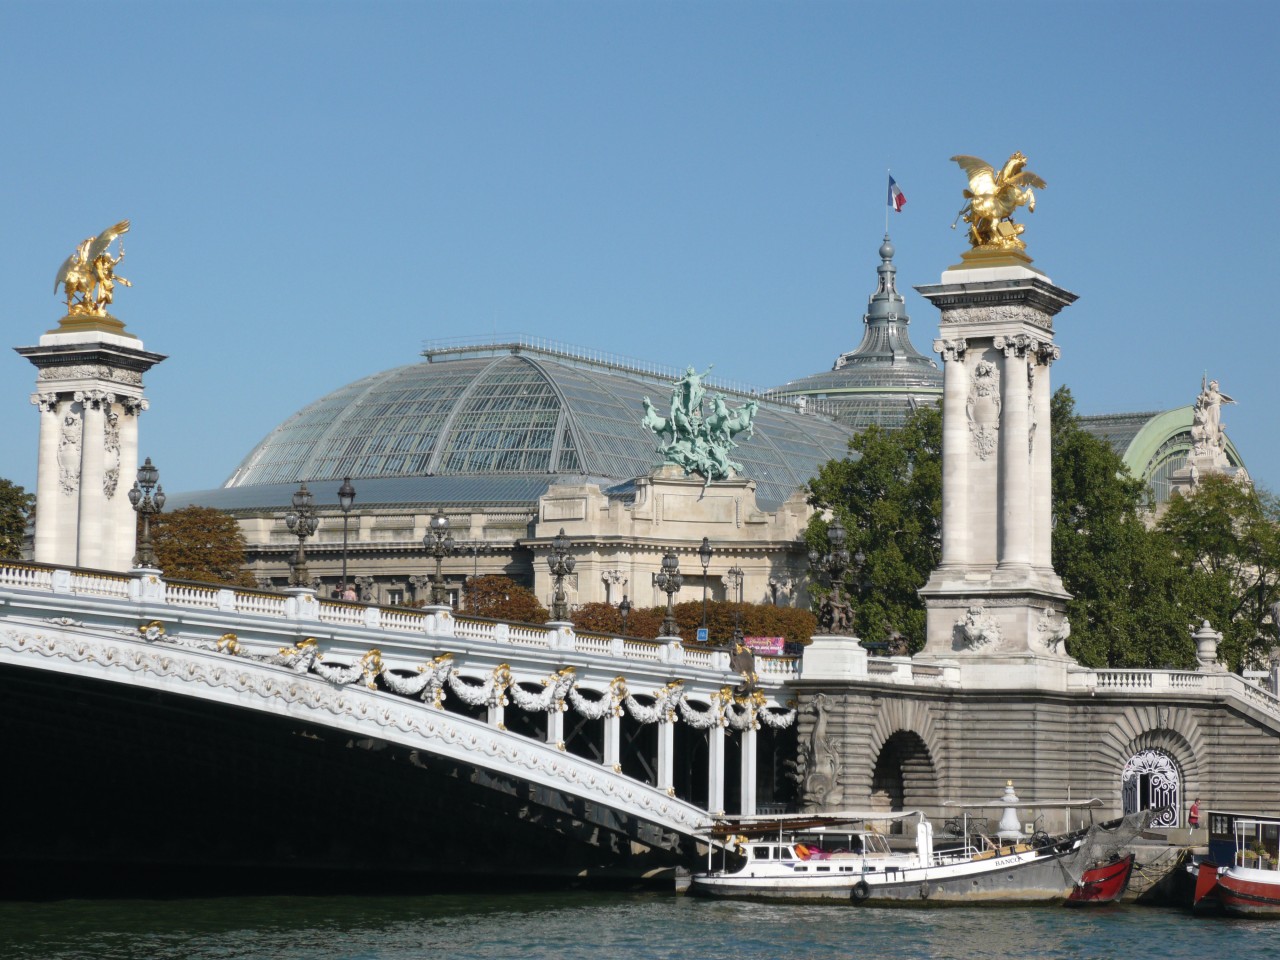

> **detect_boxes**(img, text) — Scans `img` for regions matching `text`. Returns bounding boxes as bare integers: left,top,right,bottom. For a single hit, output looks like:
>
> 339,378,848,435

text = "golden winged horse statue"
54,219,132,316
951,153,1045,251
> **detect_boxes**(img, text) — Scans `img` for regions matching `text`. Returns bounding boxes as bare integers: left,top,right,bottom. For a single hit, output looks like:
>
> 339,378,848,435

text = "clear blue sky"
4,1,1277,497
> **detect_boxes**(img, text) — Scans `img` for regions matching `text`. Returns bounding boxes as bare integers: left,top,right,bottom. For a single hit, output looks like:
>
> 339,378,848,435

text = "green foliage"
1050,388,1195,668
570,600,815,646
806,404,942,652
0,479,35,560
462,575,550,623
1158,473,1280,670
149,505,256,587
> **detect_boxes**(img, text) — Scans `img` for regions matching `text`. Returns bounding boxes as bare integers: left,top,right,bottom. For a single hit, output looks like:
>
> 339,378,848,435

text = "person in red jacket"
1189,798,1201,828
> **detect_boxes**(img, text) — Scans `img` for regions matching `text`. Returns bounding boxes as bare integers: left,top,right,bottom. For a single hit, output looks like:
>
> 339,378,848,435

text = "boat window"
863,834,892,855
794,866,807,872
781,847,795,860
752,847,770,860
816,866,830,872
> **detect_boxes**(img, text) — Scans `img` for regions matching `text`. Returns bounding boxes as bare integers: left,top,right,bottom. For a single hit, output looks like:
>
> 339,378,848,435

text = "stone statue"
816,589,854,635
641,367,759,485
955,604,1000,650
55,220,132,317
1191,376,1235,468
797,693,843,812
951,153,1045,251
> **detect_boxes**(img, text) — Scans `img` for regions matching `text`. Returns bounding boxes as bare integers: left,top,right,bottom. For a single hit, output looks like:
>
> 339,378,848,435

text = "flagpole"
886,168,890,235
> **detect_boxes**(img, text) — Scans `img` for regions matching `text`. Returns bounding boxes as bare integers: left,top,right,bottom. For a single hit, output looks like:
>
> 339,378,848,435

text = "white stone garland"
448,664,512,709
380,653,455,707
569,677,626,719
508,667,576,713
678,692,726,730
624,680,685,724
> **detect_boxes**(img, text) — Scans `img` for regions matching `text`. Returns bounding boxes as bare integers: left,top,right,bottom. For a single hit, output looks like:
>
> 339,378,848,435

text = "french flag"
888,176,906,212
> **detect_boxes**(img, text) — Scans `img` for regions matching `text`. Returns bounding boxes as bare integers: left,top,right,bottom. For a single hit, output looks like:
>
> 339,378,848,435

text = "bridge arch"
1095,705,1204,822
863,697,945,815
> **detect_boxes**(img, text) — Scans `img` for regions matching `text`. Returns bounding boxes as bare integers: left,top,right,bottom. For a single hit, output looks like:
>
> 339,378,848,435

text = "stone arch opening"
870,730,937,832
1121,747,1182,828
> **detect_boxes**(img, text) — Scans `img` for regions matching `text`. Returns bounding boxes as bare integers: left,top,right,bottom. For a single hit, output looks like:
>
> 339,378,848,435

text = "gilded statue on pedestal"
54,220,132,317
950,153,1045,251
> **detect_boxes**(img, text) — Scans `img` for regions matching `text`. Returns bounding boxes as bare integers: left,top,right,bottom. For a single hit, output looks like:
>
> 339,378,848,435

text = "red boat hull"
1217,870,1280,917
1066,853,1135,905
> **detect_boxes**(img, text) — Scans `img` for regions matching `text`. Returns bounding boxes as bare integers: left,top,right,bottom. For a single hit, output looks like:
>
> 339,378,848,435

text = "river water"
0,892,1273,960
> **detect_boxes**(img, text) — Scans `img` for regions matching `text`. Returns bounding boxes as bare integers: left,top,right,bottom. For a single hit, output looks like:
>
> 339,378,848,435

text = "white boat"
690,801,1144,905
1191,818,1280,917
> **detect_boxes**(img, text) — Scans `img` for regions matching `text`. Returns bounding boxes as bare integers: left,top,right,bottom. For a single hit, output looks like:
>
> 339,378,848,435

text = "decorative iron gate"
1121,749,1180,828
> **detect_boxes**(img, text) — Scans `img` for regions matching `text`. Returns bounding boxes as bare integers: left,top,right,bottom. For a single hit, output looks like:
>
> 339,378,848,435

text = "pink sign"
743,636,784,655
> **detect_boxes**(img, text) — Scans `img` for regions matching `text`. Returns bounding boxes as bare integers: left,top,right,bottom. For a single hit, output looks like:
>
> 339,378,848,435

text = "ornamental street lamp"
547,527,576,621
423,511,456,606
337,476,356,594
696,542,716,632
655,549,683,638
128,456,165,568
285,481,319,587
726,564,744,603
808,514,853,634
461,541,490,607
618,594,632,635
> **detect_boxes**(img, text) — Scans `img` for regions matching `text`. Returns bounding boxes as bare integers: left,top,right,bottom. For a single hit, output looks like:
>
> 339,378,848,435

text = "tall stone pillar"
16,315,165,571
738,726,758,816
916,254,1076,688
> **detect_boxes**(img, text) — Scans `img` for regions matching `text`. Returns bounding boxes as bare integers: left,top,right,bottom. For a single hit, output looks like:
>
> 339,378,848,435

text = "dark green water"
0,892,1273,960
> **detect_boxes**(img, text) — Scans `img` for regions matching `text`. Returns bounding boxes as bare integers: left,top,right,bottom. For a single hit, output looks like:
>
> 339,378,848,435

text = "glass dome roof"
211,344,857,512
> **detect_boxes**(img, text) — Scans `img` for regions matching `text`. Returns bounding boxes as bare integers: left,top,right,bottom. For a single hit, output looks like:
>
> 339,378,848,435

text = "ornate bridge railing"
0,560,799,832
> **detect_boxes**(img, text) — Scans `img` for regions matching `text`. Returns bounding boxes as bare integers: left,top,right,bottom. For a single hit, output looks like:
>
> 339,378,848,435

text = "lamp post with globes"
423,512,456,606
337,476,356,595
547,528,576,622
128,456,165,569
655,549,683,638
285,482,319,587
698,536,713,629
808,514,853,633
618,595,632,635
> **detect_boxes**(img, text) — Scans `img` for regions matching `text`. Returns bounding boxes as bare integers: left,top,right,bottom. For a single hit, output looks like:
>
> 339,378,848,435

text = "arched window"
1121,748,1180,828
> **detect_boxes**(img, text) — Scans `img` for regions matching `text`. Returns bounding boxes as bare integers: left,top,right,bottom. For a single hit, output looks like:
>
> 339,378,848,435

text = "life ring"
851,879,871,902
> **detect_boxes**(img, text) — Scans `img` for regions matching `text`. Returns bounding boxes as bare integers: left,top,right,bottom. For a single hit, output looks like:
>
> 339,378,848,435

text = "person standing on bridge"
1189,798,1201,829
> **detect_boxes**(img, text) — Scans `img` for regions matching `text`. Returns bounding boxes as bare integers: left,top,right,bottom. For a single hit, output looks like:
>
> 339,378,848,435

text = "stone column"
487,701,505,730
75,390,109,569
603,713,621,771
707,723,726,815
30,393,63,564
738,726,757,816
916,261,1076,678
546,707,565,750
656,721,675,794
1030,345,1058,571
16,318,165,573
935,339,970,567
995,338,1031,574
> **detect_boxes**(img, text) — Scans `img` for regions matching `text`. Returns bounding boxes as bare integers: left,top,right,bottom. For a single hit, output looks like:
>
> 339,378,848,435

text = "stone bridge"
0,560,798,894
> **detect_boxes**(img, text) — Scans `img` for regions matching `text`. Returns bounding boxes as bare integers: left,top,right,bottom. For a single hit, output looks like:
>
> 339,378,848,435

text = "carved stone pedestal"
16,316,165,571
914,258,1078,689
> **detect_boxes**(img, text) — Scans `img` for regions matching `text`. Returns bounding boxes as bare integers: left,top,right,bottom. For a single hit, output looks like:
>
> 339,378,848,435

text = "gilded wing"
951,155,994,182
85,219,131,261
1005,171,1046,189
53,252,81,291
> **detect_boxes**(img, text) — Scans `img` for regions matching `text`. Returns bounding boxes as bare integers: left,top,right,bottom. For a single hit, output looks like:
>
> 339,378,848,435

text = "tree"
1158,473,1280,670
462,575,550,623
806,404,942,652
1050,388,1195,668
149,505,256,587
0,479,35,560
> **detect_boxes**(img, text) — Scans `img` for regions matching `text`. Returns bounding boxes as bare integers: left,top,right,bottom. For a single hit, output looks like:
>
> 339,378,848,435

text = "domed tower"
771,236,941,429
